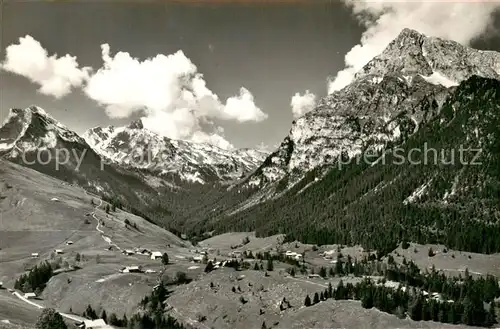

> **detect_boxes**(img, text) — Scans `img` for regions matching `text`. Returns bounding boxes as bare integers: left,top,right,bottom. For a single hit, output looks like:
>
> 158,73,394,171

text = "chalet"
229,251,242,258
78,319,111,329
193,255,204,263
31,253,39,258
122,266,142,273
285,251,302,260
24,292,36,299
150,251,163,260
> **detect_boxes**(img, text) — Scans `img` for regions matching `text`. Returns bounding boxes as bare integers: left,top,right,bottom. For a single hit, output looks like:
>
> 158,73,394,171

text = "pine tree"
161,252,169,265
304,295,311,307
266,258,274,271
328,282,333,299
204,261,214,273
313,292,320,304
101,310,107,322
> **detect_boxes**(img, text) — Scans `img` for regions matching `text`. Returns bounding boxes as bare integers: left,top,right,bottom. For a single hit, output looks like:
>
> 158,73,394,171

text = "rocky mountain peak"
241,28,500,197
127,119,144,130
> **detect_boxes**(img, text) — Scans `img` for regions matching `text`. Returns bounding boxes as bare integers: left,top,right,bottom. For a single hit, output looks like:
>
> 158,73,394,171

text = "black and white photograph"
1,0,500,328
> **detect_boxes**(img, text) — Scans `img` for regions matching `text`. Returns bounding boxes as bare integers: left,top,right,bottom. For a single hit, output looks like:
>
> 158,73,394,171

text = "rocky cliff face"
83,121,267,185
243,28,500,194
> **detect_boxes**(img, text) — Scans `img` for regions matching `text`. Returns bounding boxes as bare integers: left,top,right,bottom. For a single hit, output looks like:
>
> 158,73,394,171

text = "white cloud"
1,35,91,98
328,0,500,93
290,90,316,118
83,44,267,149
1,37,267,149
223,87,268,122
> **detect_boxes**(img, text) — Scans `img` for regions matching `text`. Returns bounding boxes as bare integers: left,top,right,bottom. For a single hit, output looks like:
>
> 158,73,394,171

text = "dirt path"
85,191,122,251
12,292,85,323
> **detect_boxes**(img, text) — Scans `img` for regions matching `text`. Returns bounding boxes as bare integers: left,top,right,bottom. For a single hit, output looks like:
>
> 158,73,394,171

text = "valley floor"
1,160,500,329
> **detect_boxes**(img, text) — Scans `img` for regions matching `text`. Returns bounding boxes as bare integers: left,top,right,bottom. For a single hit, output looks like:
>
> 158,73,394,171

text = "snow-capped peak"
83,122,268,184
0,106,85,154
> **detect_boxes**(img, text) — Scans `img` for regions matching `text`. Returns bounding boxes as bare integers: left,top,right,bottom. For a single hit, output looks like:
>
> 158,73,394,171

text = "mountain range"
2,28,500,254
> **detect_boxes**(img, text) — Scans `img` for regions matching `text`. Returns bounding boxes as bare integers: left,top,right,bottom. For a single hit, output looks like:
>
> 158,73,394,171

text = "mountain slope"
242,28,500,197
202,75,500,255
0,106,173,220
83,120,267,185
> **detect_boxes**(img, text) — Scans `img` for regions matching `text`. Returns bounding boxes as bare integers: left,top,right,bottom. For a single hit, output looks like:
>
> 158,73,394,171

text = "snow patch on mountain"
83,121,268,184
241,28,500,198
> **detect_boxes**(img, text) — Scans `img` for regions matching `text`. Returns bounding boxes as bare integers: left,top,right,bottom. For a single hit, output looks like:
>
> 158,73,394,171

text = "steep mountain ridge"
0,106,172,220
201,75,500,255
242,28,500,198
83,121,267,185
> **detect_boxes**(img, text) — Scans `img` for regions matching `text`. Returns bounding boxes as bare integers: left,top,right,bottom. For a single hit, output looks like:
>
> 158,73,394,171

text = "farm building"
78,319,112,329
285,251,302,260
123,250,134,256
24,292,36,299
150,251,162,260
121,266,142,273
31,253,39,258
193,255,204,263
54,249,64,254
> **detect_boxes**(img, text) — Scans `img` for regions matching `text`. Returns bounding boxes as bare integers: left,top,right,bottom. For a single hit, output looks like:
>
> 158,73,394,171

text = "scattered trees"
36,308,67,329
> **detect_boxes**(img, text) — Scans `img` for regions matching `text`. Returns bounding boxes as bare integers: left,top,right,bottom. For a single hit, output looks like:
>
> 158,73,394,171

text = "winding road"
10,191,120,325
12,291,85,323
90,196,122,251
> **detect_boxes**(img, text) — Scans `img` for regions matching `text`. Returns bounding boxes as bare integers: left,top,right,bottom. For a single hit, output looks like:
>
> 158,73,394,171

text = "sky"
1,0,500,150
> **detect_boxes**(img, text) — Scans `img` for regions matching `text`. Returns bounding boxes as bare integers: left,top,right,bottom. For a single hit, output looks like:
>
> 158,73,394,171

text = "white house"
81,319,111,329
24,292,36,299
122,266,142,273
193,255,204,263
150,251,163,260
31,253,39,258
285,251,302,261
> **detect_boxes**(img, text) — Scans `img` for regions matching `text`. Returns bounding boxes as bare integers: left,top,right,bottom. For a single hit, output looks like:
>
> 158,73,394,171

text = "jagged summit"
241,28,500,197
0,106,85,153
127,119,144,130
356,28,500,83
83,121,267,184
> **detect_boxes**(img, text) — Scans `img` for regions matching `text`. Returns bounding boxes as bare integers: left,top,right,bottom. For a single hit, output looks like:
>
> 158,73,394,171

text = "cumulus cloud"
290,90,316,118
328,0,500,93
1,35,91,98
83,44,267,149
1,37,268,149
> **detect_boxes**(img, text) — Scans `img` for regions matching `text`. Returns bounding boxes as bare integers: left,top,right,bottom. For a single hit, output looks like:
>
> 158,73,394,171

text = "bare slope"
0,159,194,323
